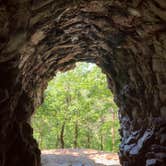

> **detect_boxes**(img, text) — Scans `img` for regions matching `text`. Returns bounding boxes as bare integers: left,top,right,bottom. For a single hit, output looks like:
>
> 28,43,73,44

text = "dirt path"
41,149,120,166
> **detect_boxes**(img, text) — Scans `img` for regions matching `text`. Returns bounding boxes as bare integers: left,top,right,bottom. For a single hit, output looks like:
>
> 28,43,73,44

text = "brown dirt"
41,149,120,166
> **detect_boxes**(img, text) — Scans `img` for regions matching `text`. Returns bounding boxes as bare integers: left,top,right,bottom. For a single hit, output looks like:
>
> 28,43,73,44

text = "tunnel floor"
41,149,120,166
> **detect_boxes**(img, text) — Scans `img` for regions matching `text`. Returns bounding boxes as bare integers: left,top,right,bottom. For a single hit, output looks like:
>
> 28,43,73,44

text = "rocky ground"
41,149,120,166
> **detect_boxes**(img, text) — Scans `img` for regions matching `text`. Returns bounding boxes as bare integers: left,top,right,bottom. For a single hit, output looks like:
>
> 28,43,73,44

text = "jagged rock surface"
0,0,166,166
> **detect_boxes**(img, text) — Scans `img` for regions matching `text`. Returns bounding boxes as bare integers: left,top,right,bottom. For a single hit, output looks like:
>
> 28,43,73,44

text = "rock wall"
0,0,166,166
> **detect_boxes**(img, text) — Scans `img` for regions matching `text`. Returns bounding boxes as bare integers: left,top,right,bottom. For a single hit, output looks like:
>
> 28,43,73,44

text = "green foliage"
32,62,120,152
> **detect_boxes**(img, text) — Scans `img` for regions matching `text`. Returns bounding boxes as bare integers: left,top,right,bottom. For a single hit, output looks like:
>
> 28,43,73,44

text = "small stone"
146,159,157,166
128,8,141,17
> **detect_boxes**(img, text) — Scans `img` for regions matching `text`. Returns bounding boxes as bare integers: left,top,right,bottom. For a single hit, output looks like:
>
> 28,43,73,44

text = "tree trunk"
60,122,65,149
55,135,59,148
73,121,78,148
86,131,91,148
111,111,115,151
100,135,104,151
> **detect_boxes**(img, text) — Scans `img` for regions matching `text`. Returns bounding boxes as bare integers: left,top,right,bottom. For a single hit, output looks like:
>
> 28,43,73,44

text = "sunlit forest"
32,62,120,152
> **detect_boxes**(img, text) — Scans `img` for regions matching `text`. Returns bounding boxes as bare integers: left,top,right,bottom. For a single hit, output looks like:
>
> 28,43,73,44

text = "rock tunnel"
0,0,166,166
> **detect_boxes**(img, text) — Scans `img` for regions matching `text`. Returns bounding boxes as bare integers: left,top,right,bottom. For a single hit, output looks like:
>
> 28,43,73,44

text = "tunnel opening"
31,62,120,165
0,0,166,166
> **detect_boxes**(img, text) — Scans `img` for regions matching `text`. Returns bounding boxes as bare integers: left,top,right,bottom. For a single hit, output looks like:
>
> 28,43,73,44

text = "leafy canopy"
32,62,120,152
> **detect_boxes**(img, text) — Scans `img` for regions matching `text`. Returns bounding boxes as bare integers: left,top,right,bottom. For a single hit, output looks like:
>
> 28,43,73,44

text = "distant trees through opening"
32,62,120,152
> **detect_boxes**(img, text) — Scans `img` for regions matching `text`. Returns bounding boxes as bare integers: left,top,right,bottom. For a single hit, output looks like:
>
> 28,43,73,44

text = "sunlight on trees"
32,62,120,152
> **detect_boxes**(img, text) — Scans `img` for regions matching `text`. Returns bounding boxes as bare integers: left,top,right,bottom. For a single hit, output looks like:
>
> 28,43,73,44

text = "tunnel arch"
0,0,166,166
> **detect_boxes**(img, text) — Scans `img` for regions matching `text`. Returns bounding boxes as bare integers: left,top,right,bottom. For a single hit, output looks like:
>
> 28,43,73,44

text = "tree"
32,62,120,151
